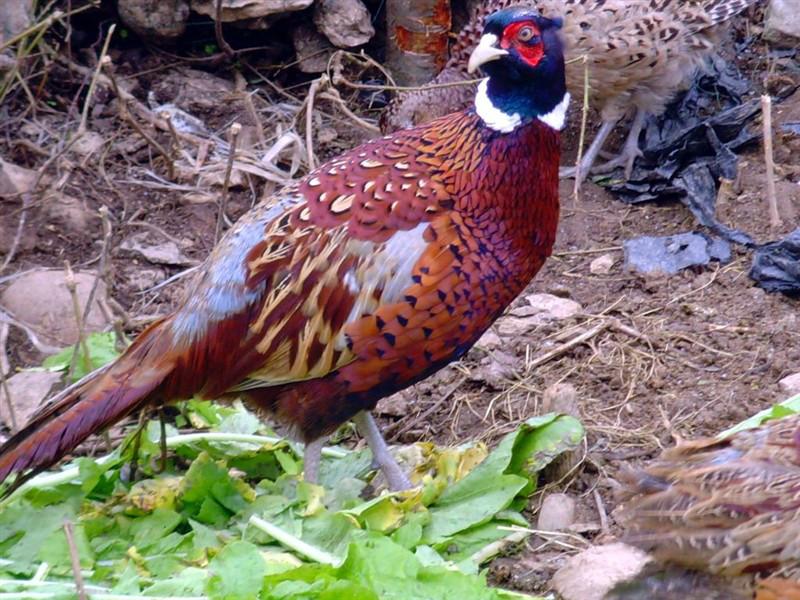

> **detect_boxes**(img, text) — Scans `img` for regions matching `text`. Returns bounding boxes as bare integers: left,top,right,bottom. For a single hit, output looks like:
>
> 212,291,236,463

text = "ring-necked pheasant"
0,7,569,492
621,414,800,576
382,0,759,180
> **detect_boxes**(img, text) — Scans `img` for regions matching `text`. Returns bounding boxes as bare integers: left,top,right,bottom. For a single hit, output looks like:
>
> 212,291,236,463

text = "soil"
1,3,799,598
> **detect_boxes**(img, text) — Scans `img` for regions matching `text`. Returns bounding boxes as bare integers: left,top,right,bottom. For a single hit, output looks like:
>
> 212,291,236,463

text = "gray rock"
191,0,312,22
496,294,582,336
475,329,502,351
765,0,800,46
0,158,38,199
0,0,33,46
552,543,652,600
542,383,580,418
117,0,190,41
292,23,334,73
779,373,800,396
624,232,731,275
590,253,615,275
1,270,110,347
1,370,62,429
314,0,375,48
536,493,576,531
119,232,197,267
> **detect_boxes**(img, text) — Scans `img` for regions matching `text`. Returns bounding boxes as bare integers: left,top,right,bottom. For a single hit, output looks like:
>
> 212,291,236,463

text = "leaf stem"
248,515,339,566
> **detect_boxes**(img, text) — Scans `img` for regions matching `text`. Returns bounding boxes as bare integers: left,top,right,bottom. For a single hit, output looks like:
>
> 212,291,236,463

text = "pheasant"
621,414,800,577
0,7,569,492
381,0,759,180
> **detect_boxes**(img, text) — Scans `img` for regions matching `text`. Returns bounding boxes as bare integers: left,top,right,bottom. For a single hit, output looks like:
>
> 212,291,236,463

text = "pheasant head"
468,7,569,133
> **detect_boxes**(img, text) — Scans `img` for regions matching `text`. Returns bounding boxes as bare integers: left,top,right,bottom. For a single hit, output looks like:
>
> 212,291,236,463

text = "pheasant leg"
591,109,646,179
352,411,412,491
559,119,618,181
303,436,327,485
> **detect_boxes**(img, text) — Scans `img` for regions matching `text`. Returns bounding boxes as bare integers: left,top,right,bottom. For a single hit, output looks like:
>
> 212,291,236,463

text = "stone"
1,370,62,429
71,131,106,159
313,0,375,48
779,373,800,396
375,392,410,418
119,232,197,267
496,295,581,337
44,191,90,232
191,0,312,22
123,267,167,292
624,232,731,275
0,0,33,46
542,383,580,418
525,293,582,320
150,68,234,117
292,23,335,73
471,351,516,388
475,329,502,351
0,158,38,199
1,269,110,347
764,0,800,46
589,253,615,275
117,0,190,41
552,543,652,600
536,493,576,531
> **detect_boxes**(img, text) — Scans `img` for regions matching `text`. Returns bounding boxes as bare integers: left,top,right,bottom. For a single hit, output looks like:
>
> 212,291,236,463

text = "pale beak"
467,34,508,74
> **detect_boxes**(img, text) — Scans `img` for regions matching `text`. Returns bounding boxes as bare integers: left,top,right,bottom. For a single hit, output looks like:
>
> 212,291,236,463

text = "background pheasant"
0,7,569,492
621,414,800,577
382,0,760,179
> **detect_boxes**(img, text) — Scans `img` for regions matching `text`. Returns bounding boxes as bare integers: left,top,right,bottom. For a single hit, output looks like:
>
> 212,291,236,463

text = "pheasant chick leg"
591,108,647,179
559,118,618,181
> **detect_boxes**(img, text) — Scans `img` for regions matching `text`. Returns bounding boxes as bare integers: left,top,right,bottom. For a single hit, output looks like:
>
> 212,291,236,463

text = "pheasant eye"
517,27,537,43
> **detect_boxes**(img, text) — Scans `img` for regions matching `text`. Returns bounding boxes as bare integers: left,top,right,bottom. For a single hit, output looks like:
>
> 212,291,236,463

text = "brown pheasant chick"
383,0,759,180
621,414,800,577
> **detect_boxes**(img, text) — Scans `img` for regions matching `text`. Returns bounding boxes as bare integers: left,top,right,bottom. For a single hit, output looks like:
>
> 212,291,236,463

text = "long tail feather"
0,319,176,485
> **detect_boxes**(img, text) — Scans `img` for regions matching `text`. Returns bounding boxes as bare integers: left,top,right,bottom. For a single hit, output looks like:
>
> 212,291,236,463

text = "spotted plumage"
0,7,567,492
621,414,800,576
382,0,759,179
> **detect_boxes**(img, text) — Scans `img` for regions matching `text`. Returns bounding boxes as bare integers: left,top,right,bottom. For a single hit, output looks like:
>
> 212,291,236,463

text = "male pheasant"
382,0,759,180
0,7,569,492
621,414,800,576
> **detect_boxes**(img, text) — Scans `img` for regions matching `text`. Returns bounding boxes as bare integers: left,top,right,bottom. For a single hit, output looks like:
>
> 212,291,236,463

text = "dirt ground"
1,3,799,597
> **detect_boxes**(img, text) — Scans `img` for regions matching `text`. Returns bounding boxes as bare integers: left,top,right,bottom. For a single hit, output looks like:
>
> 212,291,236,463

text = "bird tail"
0,318,176,485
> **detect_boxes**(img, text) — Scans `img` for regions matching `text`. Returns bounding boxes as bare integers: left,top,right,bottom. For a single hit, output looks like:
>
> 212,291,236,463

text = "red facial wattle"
500,21,544,67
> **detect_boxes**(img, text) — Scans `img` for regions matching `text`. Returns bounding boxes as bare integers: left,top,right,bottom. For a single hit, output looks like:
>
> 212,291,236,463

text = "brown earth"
0,4,798,597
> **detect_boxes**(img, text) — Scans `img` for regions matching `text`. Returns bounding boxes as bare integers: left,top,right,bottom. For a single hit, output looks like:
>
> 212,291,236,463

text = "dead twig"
471,529,530,566
102,58,175,178
63,520,88,600
236,71,266,146
0,194,32,274
214,0,236,60
761,94,782,232
65,261,91,380
78,24,116,135
527,321,609,371
71,205,114,353
305,77,323,170
0,307,62,355
0,323,18,432
573,54,590,197
318,89,381,133
216,122,241,243
593,488,609,534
